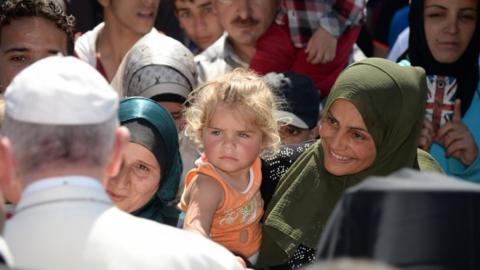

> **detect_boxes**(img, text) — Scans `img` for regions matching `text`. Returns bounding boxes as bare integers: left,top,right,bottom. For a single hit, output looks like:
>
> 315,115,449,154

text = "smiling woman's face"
424,0,477,63
106,142,161,212
318,99,377,176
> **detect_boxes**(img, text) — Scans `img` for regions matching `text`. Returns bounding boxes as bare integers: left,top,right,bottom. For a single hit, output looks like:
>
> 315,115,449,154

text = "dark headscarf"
402,0,480,115
256,58,428,267
119,97,182,226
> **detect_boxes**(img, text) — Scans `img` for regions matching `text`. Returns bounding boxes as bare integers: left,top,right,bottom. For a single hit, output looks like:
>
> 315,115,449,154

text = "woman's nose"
444,14,460,35
330,132,347,150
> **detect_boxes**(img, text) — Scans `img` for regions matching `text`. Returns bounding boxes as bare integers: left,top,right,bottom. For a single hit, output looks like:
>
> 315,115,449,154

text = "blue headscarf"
119,97,182,226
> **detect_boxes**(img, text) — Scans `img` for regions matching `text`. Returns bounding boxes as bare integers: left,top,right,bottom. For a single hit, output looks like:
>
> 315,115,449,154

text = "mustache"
231,16,259,27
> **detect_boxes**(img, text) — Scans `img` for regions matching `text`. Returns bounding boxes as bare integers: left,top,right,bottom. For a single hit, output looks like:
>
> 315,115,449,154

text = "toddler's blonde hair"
185,69,280,155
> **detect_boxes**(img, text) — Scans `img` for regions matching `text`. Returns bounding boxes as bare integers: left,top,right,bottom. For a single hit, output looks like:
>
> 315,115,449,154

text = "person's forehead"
0,16,67,52
175,0,213,8
424,0,478,9
124,142,159,167
157,101,184,112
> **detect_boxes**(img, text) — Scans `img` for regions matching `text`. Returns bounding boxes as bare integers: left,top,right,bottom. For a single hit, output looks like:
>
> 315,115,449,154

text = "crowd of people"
0,0,479,269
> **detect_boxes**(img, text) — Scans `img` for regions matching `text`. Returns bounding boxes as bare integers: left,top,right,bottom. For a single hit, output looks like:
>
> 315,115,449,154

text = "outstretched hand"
436,99,478,165
305,27,337,64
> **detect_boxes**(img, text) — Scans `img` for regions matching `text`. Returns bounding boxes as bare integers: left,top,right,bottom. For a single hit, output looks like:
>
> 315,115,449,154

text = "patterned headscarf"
111,30,197,100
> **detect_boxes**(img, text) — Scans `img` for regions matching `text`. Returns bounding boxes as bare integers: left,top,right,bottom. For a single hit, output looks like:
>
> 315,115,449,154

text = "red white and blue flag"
425,75,457,133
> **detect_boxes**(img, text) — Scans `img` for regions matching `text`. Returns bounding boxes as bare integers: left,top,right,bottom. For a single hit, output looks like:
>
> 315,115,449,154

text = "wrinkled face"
319,99,376,176
214,0,277,47
201,104,264,178
424,0,477,63
107,142,161,213
278,124,317,145
0,17,67,93
175,0,224,50
103,0,160,36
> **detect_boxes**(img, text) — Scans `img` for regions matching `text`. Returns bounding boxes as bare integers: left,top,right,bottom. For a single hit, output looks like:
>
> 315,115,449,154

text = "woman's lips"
436,41,460,49
328,149,353,163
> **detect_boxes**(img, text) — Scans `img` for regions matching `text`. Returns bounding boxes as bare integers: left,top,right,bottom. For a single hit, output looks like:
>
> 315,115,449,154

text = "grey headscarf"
111,30,197,100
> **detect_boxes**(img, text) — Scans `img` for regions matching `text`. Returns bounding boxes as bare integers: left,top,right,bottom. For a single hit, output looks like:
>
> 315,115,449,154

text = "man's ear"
0,137,19,203
105,126,129,179
0,137,13,189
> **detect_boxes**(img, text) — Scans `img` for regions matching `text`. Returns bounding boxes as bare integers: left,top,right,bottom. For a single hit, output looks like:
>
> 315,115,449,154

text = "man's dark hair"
0,0,76,54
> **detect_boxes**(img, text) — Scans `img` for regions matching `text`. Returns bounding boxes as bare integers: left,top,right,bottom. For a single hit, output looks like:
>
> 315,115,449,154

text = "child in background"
180,69,280,264
263,71,321,144
250,0,366,97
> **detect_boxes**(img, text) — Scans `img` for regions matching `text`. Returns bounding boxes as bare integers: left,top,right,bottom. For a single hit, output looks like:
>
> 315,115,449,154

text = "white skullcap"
5,56,119,125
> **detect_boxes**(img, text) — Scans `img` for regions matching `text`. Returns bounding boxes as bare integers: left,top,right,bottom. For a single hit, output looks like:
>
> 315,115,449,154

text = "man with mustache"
195,0,278,83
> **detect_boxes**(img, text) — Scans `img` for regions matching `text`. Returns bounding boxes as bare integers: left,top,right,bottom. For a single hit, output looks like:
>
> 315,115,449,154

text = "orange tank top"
180,157,264,257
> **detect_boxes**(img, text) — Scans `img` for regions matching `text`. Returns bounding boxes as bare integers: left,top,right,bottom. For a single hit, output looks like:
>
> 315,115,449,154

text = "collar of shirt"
23,176,104,197
222,34,248,68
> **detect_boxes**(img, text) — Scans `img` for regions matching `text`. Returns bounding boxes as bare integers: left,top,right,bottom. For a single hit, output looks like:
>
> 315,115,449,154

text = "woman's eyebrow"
133,159,157,169
328,111,368,132
424,5,447,10
348,126,368,132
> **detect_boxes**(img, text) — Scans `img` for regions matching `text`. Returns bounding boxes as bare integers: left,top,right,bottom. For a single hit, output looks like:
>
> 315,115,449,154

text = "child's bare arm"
183,174,223,237
305,26,338,64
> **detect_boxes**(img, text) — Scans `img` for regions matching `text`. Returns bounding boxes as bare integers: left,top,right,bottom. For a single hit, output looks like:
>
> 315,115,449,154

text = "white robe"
5,176,243,270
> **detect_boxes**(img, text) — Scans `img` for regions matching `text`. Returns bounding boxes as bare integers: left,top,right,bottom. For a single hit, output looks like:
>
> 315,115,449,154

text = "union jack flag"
425,75,457,133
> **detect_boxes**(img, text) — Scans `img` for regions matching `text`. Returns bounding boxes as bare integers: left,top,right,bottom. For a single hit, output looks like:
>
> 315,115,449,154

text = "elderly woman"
107,97,182,226
111,30,198,199
256,58,442,269
397,0,480,181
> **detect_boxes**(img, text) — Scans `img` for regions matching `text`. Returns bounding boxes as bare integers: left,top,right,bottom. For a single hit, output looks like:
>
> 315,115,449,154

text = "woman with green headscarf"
256,58,442,269
106,97,182,227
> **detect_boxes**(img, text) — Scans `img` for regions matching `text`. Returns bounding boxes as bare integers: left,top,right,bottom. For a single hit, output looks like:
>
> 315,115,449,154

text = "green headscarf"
257,58,429,267
119,97,182,226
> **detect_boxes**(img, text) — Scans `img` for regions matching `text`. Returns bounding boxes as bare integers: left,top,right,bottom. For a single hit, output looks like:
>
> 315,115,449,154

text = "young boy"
75,0,160,81
172,0,223,53
250,0,366,97
264,72,321,145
